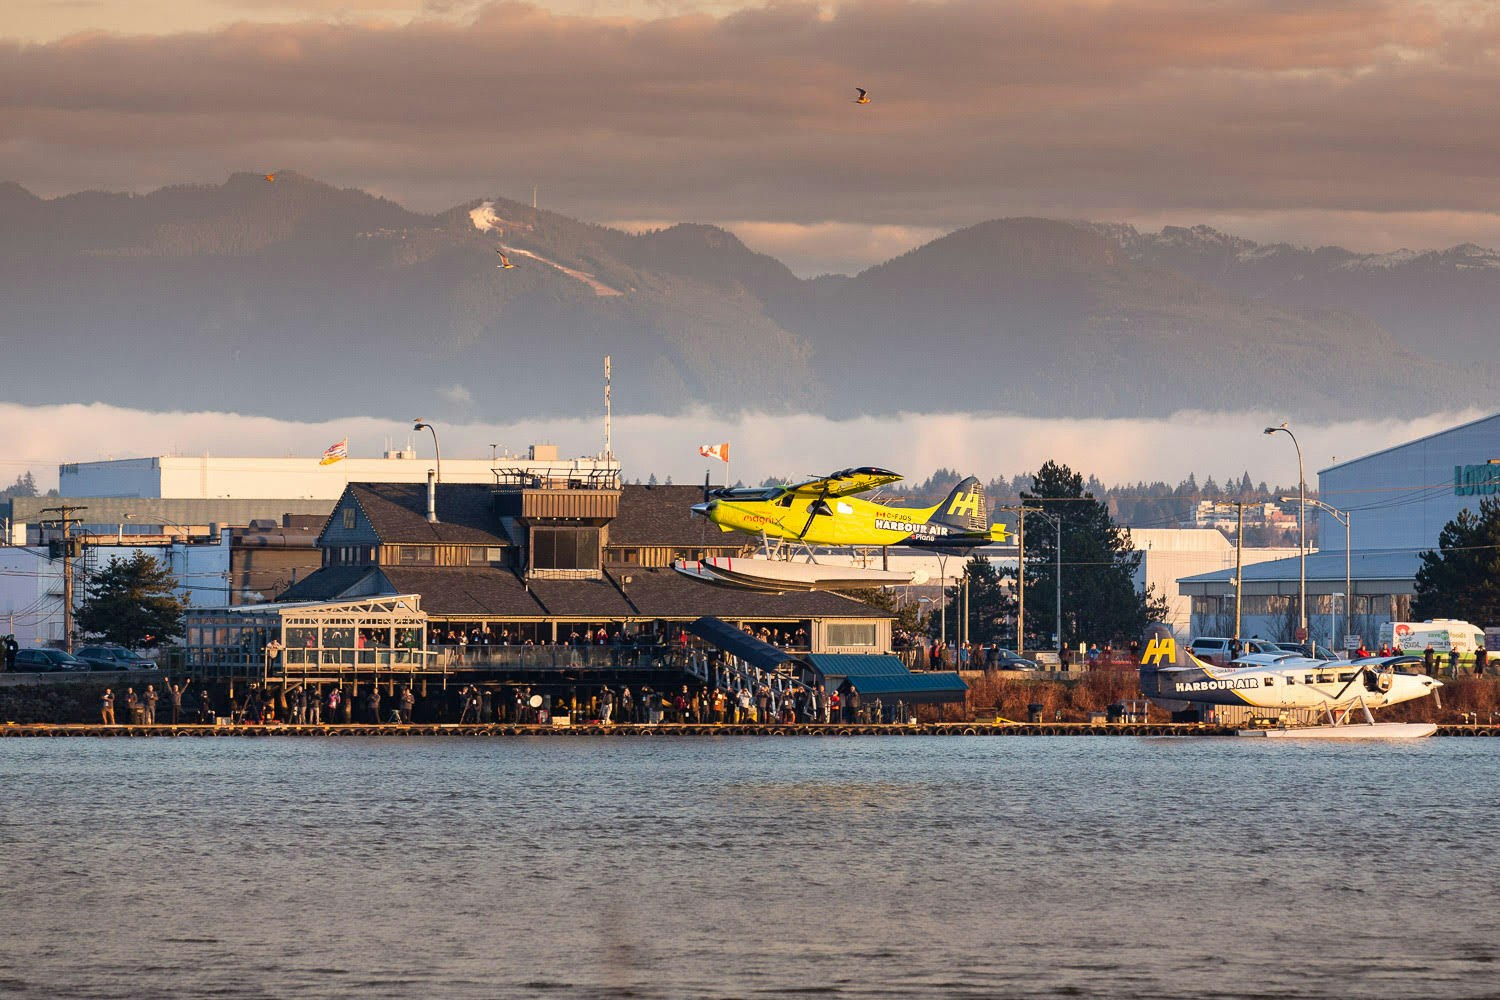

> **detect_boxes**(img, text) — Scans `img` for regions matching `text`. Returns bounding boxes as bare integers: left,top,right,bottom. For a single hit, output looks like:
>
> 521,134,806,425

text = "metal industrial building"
58,444,617,500
1180,412,1500,645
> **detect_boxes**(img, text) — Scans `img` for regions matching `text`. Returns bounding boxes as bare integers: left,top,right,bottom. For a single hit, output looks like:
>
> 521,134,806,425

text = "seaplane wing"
784,467,903,499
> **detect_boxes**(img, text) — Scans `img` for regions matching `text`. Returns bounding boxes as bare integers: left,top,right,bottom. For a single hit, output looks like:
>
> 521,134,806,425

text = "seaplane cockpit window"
725,487,785,502
776,494,794,507
1305,674,1315,684
1338,672,1356,682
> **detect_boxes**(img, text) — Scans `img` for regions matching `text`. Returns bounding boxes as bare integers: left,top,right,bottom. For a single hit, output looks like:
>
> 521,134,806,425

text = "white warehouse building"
60,445,618,500
1180,412,1500,646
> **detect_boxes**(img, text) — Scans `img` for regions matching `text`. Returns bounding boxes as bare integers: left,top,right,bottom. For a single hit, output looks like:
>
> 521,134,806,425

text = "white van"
1378,619,1485,654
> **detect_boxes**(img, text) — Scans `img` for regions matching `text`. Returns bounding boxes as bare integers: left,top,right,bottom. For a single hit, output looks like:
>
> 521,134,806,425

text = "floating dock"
0,721,1489,738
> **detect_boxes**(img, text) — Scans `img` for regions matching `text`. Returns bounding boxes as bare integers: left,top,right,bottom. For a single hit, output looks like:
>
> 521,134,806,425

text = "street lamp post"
413,418,442,483
1285,496,1351,652
1031,510,1064,657
1264,423,1307,638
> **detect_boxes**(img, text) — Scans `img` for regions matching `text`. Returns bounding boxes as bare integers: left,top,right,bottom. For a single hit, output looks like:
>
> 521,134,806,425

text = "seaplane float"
1138,624,1443,739
673,467,1008,593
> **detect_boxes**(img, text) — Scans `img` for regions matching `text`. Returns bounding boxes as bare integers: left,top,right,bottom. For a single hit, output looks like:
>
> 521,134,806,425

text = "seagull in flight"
496,249,516,269
854,87,871,104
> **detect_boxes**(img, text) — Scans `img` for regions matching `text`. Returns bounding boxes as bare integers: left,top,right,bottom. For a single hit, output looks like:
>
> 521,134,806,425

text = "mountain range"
2,172,1496,422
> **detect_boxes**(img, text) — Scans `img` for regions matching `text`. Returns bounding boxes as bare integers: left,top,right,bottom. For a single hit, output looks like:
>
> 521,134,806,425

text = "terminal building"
1179,412,1500,645
0,444,617,644
179,474,969,716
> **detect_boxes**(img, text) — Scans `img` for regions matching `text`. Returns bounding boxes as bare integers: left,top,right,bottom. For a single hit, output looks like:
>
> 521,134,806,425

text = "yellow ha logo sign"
1142,637,1176,666
947,491,981,518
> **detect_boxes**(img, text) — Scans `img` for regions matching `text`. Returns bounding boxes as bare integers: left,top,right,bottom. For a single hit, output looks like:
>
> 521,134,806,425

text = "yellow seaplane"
675,467,1009,592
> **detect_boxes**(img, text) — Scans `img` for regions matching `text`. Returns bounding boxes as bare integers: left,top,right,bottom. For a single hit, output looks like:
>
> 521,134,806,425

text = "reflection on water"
2,737,1497,999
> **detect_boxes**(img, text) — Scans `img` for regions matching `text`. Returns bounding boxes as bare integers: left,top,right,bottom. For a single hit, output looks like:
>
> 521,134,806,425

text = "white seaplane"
1137,624,1442,739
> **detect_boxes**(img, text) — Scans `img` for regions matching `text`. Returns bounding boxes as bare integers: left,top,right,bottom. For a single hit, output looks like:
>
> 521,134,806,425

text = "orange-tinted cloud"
3,0,1498,250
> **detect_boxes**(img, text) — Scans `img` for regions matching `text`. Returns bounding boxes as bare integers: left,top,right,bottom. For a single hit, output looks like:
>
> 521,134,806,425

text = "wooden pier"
2,720,1492,738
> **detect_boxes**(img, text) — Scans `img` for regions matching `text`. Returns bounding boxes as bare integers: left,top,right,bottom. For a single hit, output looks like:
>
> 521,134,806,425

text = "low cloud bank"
1,403,1484,493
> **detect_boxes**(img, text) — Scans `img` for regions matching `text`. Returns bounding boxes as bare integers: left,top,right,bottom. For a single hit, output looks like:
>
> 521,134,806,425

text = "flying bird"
496,249,515,269
854,88,870,104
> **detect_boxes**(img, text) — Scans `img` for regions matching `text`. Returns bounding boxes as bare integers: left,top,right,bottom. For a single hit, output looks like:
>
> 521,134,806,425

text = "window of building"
532,528,600,571
467,546,504,565
399,546,435,565
342,507,356,530
827,623,877,647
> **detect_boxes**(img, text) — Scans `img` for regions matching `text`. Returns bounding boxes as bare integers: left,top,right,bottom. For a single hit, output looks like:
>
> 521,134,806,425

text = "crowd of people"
92,677,912,726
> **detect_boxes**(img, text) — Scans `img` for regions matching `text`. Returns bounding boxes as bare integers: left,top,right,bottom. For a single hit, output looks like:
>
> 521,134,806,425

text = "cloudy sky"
3,1,1496,488
0,400,1487,494
6,0,1500,274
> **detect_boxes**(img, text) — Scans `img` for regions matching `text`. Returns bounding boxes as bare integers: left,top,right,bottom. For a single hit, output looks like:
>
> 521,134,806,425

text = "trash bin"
1027,703,1044,723
1106,702,1125,724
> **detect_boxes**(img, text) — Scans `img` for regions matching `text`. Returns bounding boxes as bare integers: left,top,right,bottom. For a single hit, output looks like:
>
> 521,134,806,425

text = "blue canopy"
805,653,968,704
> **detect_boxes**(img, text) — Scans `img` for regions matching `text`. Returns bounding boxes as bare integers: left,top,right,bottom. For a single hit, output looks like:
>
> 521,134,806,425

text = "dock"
1,721,1491,738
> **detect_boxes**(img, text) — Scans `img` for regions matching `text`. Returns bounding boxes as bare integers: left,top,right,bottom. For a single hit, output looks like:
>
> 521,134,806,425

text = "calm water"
2,736,1498,999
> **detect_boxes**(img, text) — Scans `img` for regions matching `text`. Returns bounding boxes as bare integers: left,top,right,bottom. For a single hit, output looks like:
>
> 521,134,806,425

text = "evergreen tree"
1412,498,1500,624
0,471,38,498
75,552,186,649
646,473,658,486
1021,460,1168,648
954,554,1012,645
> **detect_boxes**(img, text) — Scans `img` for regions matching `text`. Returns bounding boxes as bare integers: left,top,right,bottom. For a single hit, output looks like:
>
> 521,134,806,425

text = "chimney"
426,470,439,523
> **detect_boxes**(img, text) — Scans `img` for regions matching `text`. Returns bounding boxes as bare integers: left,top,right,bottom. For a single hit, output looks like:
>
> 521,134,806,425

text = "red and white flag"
698,442,729,463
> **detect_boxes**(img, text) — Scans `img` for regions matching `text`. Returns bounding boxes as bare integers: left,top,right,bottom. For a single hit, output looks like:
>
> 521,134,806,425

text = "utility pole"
998,504,1044,655
40,504,88,653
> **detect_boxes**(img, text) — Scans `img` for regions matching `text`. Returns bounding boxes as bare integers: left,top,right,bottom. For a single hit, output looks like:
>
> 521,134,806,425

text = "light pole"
1285,496,1350,652
1264,423,1306,638
935,553,950,651
918,596,937,664
413,419,442,483
1030,510,1064,657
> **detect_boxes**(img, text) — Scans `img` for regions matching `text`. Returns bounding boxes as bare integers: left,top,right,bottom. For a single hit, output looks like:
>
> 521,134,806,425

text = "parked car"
989,648,1040,670
13,648,91,672
75,644,156,671
1274,641,1344,660
1188,637,1281,665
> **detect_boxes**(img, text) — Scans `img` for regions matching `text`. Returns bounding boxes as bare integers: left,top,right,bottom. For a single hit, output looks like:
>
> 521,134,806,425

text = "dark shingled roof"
616,567,890,620
349,483,510,545
378,567,544,617
275,565,377,602
527,577,636,617
609,484,732,547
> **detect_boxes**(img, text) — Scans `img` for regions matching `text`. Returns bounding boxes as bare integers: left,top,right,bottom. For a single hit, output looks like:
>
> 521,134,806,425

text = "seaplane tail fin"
928,476,989,533
1138,623,1185,700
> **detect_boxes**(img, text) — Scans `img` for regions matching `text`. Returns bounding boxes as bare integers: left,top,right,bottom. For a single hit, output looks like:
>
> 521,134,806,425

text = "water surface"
2,736,1496,999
